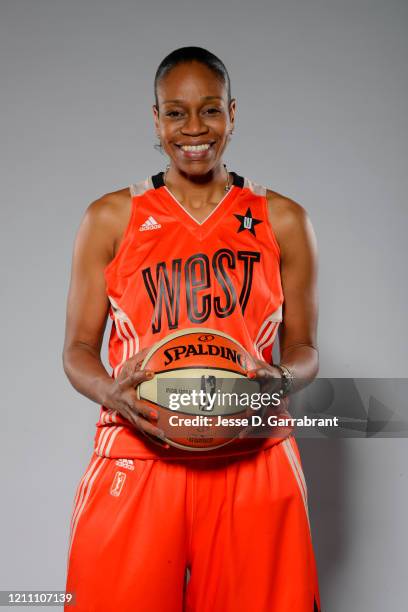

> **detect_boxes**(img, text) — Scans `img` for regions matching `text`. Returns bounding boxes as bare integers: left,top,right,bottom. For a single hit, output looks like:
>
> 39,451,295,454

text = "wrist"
274,363,295,397
96,376,116,408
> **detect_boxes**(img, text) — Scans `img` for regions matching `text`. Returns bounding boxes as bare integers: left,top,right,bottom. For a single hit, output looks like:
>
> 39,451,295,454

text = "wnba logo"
199,375,217,411
110,472,126,497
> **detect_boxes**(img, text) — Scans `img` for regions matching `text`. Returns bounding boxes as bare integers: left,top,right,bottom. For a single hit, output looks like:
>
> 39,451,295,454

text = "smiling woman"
63,46,321,612
152,49,237,220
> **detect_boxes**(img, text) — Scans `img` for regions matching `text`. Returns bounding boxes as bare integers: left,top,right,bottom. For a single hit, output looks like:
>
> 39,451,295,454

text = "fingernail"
157,434,170,449
150,410,158,420
247,370,256,379
145,370,155,379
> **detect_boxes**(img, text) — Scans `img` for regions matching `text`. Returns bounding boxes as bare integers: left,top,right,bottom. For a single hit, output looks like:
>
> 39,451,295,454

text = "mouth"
174,141,216,158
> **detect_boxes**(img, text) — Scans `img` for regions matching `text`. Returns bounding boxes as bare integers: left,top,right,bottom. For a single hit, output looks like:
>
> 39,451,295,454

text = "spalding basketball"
137,328,260,451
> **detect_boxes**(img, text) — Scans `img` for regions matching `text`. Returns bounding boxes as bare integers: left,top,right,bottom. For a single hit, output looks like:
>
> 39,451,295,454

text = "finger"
239,415,269,438
124,347,152,369
238,423,259,439
132,414,167,443
139,429,171,450
119,369,155,389
238,426,249,439
251,357,270,369
131,398,159,422
118,346,155,379
247,369,282,397
247,367,280,381
132,346,152,359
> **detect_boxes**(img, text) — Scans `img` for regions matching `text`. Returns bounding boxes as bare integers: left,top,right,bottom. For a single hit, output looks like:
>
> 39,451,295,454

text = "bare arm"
255,191,320,397
62,196,117,405
271,194,319,387
246,192,319,393
62,194,165,441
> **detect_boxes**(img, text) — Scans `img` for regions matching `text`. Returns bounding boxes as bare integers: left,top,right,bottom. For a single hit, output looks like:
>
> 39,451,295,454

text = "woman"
63,46,321,612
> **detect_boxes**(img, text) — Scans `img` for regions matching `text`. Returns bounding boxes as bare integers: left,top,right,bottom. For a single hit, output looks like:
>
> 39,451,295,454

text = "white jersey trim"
282,437,311,531
254,305,283,359
129,176,154,197
67,456,108,571
243,177,267,196
108,296,140,378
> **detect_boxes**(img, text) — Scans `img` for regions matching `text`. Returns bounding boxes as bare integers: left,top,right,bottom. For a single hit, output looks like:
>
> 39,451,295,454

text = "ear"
228,98,237,131
152,104,160,133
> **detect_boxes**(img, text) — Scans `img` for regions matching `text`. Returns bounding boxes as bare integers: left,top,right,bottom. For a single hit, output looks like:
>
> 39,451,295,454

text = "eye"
166,110,183,117
205,108,221,114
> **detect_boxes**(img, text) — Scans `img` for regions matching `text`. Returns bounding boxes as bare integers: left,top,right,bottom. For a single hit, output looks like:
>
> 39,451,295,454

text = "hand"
246,358,283,395
103,347,169,448
238,358,284,440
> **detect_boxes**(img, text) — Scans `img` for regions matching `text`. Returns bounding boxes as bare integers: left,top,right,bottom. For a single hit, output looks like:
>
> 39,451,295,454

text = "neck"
163,164,231,209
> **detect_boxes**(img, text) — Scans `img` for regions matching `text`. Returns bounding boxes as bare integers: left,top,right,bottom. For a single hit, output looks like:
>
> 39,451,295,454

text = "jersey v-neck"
151,170,245,239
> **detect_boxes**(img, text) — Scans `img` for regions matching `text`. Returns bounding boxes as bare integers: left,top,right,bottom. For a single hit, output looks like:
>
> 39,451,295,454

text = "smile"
175,141,215,152
180,143,211,151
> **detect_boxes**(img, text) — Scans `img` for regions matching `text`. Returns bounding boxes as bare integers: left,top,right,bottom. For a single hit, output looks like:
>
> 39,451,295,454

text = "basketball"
137,328,260,451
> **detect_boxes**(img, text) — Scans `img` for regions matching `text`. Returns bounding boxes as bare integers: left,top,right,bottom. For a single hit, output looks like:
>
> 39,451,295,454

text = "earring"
163,163,170,184
153,137,164,154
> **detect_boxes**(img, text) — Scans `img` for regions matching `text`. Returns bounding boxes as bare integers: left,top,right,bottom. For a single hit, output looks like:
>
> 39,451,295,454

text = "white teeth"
180,143,211,152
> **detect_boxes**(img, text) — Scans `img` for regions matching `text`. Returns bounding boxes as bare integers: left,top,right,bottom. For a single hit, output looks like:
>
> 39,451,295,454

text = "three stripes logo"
139,216,161,231
115,458,135,471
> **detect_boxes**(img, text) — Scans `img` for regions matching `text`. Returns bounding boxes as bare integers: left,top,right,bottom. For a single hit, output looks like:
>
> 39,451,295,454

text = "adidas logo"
115,458,135,471
139,216,161,231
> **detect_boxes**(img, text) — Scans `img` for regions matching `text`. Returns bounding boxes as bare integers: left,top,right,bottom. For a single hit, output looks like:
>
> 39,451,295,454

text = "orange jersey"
94,171,289,458
68,172,321,611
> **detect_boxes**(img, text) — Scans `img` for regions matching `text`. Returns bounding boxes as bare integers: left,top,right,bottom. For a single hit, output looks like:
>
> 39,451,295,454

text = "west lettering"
142,250,261,334
142,259,182,333
238,251,261,313
185,253,211,324
212,249,237,318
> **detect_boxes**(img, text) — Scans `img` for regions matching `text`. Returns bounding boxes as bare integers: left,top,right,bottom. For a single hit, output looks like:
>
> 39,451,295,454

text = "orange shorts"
65,435,321,611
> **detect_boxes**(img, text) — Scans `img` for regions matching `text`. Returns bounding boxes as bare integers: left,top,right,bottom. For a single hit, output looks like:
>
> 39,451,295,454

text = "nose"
181,111,208,135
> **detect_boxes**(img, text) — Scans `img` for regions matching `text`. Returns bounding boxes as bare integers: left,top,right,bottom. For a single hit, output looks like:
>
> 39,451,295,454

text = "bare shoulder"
265,188,309,232
81,187,132,257
265,188,315,256
84,186,131,228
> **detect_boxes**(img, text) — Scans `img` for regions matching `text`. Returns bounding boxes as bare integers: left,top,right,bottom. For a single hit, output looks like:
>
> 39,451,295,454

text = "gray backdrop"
1,0,407,610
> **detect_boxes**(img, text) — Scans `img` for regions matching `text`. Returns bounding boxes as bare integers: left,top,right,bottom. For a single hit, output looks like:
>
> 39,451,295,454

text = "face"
153,61,236,176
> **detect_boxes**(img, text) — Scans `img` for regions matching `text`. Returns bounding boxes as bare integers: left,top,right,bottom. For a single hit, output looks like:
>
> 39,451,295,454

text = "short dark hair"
154,46,231,109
